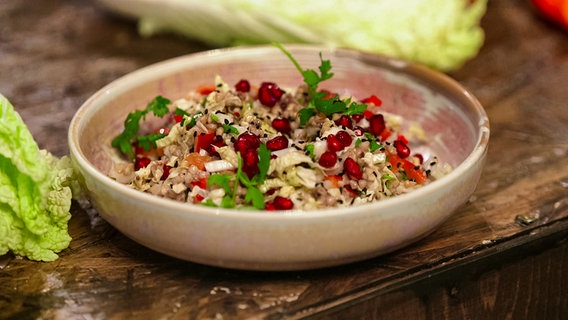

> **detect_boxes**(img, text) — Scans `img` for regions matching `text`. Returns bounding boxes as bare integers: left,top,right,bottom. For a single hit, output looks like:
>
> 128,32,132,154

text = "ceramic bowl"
68,45,489,271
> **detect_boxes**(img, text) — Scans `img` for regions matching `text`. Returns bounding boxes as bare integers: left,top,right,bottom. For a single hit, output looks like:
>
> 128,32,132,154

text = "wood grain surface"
1,0,567,319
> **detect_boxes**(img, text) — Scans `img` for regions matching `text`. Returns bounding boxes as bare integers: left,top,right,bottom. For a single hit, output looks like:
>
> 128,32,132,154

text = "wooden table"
1,0,567,319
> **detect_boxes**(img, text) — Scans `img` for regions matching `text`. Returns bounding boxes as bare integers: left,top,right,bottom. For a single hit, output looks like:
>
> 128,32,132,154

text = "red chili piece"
362,95,382,106
258,82,285,107
204,135,226,156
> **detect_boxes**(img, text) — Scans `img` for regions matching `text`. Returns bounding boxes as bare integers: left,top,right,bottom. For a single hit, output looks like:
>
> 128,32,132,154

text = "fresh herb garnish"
364,132,382,153
304,144,315,159
210,113,239,135
205,144,271,209
136,133,166,152
111,96,171,158
273,43,367,126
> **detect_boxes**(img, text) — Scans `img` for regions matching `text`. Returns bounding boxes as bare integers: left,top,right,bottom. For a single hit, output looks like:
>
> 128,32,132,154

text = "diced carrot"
324,174,343,188
197,84,216,95
185,153,211,171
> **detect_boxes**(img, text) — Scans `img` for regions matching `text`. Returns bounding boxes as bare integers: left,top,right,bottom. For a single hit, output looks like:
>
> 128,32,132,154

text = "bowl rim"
68,44,490,220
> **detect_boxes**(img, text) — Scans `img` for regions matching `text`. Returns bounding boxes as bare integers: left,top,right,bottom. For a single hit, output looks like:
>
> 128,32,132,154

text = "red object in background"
531,0,568,29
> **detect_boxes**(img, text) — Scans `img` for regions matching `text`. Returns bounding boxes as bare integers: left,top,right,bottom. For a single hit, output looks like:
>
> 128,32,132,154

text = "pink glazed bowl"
68,45,489,271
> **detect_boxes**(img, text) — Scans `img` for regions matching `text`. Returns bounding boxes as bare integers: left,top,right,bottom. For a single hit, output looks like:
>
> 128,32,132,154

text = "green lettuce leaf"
0,94,77,261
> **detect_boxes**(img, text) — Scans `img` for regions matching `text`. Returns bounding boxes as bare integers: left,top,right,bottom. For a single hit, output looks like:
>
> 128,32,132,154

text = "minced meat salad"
110,45,451,211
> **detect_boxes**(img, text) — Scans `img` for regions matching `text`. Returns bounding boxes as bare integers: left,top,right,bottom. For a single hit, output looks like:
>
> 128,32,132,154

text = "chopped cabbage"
0,95,78,261
98,0,487,71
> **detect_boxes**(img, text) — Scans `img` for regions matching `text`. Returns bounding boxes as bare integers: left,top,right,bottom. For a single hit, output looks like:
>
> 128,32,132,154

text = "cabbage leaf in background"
0,94,77,261
97,0,487,71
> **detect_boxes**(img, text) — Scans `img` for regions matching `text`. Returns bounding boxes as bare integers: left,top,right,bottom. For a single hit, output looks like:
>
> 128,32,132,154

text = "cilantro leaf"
111,96,171,158
175,107,190,116
207,173,232,195
256,144,271,184
136,133,166,152
298,108,316,126
223,124,239,135
363,132,383,152
245,186,264,210
344,102,367,115
147,96,171,117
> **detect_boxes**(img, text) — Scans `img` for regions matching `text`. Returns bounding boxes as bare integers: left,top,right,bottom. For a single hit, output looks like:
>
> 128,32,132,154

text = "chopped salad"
110,45,451,210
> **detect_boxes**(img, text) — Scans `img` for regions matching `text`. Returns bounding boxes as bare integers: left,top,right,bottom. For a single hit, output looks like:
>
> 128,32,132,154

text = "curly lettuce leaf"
0,94,76,261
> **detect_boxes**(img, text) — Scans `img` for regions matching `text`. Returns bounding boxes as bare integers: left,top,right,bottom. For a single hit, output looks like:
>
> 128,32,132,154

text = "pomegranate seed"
272,196,294,210
326,134,343,152
235,79,251,92
258,82,285,107
271,117,291,135
161,165,172,180
234,132,260,154
352,114,364,123
368,114,386,136
266,136,289,151
334,115,353,129
135,157,151,170
265,202,276,211
343,157,363,180
353,126,364,136
242,149,259,178
233,111,240,117
394,139,411,158
319,151,338,168
336,130,353,148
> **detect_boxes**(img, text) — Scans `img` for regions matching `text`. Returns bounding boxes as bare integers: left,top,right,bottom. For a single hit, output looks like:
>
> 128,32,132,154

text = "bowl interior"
76,45,485,183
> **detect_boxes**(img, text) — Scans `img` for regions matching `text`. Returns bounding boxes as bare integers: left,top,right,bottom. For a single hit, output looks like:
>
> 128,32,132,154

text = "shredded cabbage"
0,95,78,261
98,0,487,71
